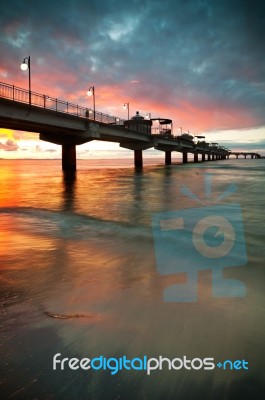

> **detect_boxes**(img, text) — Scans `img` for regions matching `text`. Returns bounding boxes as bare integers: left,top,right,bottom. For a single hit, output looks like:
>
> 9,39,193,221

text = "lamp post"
20,56,31,106
145,113,151,119
87,86,95,120
123,102,129,120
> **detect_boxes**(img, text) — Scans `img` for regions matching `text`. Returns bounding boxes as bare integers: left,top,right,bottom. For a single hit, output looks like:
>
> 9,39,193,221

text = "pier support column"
194,153,198,163
134,149,143,168
202,153,205,162
62,144,76,171
183,152,188,164
165,151,172,165
207,154,211,161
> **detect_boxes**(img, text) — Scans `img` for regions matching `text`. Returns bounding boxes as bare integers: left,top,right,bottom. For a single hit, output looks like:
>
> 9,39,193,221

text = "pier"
228,151,261,159
0,81,261,170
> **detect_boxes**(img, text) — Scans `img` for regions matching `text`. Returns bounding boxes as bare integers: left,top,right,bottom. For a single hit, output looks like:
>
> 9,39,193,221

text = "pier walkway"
0,81,260,170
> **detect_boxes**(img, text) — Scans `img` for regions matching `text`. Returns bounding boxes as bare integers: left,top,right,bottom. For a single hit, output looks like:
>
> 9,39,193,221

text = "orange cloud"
0,128,39,142
0,128,14,139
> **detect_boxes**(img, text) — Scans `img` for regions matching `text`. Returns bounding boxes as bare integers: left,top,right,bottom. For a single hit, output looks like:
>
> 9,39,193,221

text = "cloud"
0,139,19,151
0,0,264,149
222,138,265,152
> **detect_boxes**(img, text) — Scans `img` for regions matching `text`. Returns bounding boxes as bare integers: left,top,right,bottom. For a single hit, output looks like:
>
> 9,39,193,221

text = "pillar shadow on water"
62,170,77,212
134,165,143,173
127,167,145,224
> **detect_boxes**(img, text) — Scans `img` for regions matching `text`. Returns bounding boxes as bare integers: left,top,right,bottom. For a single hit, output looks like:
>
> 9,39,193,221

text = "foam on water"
0,206,152,242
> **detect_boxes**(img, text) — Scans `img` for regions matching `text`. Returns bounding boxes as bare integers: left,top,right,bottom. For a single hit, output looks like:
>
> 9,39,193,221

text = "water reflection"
0,159,265,399
62,171,77,212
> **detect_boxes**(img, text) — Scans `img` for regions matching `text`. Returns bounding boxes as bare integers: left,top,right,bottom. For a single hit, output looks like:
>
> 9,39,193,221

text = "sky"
0,0,265,158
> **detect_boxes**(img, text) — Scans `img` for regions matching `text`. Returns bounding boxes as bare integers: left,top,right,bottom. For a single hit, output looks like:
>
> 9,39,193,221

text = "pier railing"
0,81,124,125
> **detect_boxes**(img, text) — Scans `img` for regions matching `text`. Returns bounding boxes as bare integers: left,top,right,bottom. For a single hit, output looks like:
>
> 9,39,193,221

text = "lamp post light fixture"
20,56,31,106
123,102,130,120
145,113,151,120
87,86,95,120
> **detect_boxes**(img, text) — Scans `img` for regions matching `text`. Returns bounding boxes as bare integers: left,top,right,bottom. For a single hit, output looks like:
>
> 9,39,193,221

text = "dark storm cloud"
0,0,264,129
225,138,265,152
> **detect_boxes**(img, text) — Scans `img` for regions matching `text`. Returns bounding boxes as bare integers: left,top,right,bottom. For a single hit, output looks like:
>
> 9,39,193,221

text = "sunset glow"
0,0,264,157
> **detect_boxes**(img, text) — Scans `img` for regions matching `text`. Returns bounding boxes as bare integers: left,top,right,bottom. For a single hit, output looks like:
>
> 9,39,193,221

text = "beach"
0,158,265,399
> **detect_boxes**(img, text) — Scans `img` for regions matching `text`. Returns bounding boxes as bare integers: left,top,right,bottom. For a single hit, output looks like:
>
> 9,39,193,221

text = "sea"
0,157,265,400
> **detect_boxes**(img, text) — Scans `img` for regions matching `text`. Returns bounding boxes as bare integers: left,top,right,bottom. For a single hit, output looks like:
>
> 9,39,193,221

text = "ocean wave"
0,206,152,241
